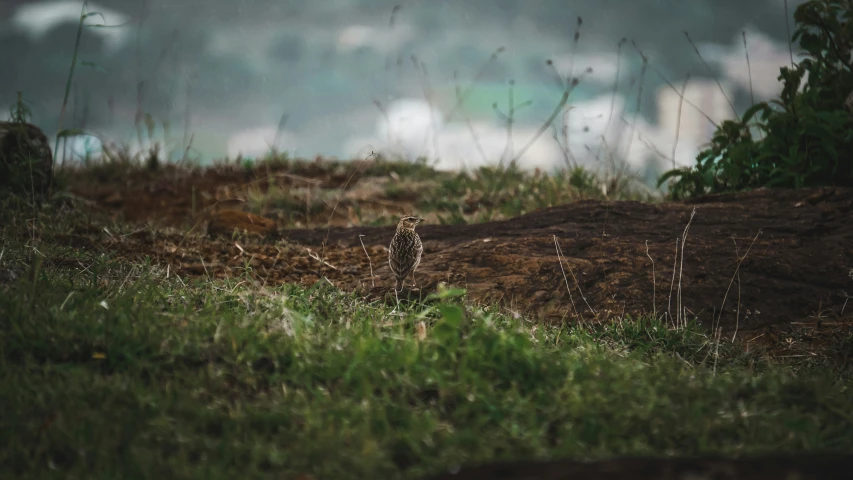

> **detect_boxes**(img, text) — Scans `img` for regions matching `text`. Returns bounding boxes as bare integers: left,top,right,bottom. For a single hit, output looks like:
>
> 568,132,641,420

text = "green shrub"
660,0,853,198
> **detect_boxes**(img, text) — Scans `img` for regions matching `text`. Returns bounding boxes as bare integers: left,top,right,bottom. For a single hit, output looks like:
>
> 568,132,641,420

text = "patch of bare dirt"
282,187,853,334
65,159,417,228
64,168,853,356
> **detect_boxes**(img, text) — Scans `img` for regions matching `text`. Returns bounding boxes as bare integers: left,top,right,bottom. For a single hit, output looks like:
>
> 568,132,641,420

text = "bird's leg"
392,278,400,313
410,271,418,289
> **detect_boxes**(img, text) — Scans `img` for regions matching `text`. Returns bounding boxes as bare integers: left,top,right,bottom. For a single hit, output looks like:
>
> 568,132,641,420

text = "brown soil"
284,187,853,334
66,160,416,228
65,166,853,358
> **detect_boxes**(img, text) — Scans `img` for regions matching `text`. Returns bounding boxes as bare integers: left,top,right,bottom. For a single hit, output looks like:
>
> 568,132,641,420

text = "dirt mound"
281,187,853,334
63,164,853,354
65,159,422,228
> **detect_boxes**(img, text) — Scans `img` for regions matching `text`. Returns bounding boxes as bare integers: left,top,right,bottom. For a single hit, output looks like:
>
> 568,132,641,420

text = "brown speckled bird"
389,215,425,292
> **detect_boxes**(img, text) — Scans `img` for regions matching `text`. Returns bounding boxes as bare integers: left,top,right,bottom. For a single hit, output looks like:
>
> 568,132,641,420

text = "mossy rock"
0,121,54,198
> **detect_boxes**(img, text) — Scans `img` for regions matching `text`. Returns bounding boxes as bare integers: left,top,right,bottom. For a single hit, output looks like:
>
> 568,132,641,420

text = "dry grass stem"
358,234,376,288
670,74,690,170
716,230,762,342
322,151,376,263
677,208,697,329
556,237,596,315
553,235,581,322
684,31,738,120
668,238,679,325
645,240,656,319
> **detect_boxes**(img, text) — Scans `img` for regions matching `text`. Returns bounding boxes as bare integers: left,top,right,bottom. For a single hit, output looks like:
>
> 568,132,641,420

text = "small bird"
389,215,425,293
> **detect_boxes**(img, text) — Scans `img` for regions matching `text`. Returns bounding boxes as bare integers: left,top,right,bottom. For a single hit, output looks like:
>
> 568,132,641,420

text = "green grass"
421,163,653,225
228,154,657,227
62,145,656,228
2,221,853,479
4,0,853,476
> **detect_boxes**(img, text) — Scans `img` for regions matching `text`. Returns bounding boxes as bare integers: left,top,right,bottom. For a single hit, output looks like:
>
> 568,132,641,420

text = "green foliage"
661,0,853,198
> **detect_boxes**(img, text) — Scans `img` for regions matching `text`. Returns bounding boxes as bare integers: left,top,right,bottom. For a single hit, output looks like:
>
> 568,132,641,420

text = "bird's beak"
417,217,425,223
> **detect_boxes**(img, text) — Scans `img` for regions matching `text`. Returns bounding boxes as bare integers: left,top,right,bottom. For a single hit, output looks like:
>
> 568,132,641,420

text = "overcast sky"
2,0,805,174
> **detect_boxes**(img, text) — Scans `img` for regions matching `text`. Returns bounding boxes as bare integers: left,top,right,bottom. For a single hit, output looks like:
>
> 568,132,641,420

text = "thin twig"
494,79,516,167
199,255,211,281
712,326,722,376
742,31,755,107
677,208,697,328
511,18,586,164
716,230,762,342
621,41,649,180
322,151,377,261
597,38,627,163
272,112,289,151
373,100,398,154
358,234,375,287
668,238,679,326
444,46,506,122
53,0,92,189
306,248,338,270
784,0,794,68
670,74,690,170
555,236,596,314
553,235,580,322
552,105,578,169
545,58,567,90
684,31,738,120
260,247,283,289
735,255,742,339
741,30,765,140
633,41,718,130
513,68,592,164
645,240,656,320
567,16,582,80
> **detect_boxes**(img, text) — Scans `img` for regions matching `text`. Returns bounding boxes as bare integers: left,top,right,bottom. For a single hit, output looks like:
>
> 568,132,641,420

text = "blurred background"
1,0,804,182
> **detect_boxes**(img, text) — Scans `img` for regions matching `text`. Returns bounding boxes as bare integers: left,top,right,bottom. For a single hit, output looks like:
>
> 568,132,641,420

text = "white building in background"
654,78,738,168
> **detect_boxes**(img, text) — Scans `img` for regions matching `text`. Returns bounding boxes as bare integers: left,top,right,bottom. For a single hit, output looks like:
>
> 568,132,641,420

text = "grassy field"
60,151,657,229
3,0,852,476
2,193,853,480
